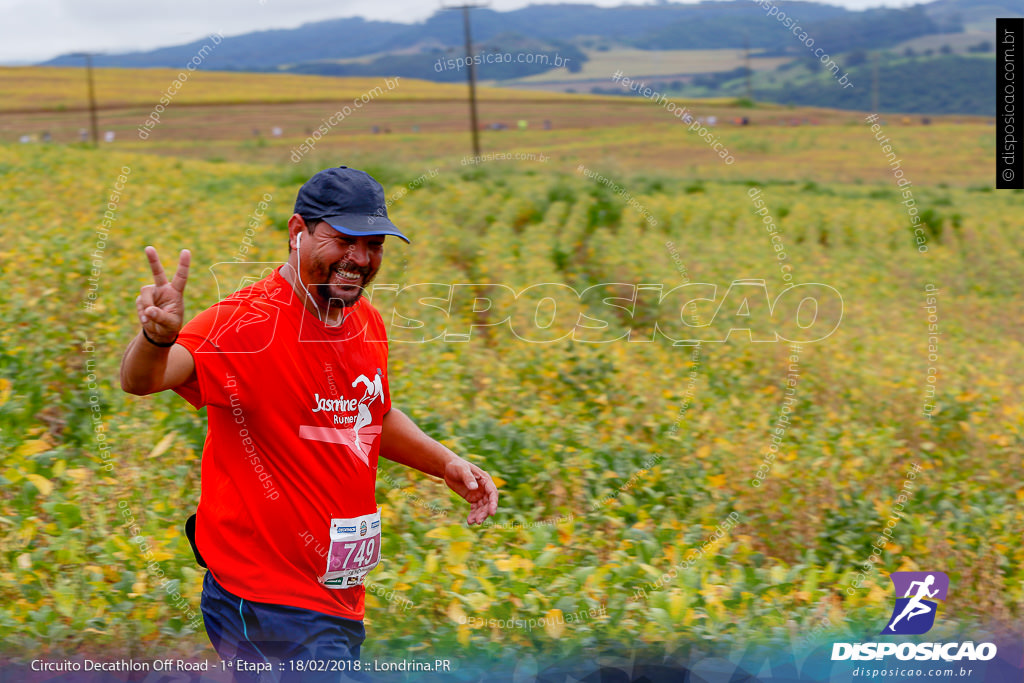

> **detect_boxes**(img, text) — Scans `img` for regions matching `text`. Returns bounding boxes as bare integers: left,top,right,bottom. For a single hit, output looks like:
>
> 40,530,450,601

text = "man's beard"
309,260,378,309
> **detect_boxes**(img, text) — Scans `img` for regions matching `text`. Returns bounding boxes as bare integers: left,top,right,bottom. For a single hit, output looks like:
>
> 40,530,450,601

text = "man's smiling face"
299,219,384,308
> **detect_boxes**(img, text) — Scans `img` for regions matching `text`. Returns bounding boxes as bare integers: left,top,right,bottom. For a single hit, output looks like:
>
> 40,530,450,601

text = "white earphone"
292,230,324,321
292,226,348,326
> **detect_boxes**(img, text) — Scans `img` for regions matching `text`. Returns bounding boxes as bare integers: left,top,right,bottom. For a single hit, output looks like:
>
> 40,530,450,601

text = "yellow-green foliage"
0,67,604,112
0,142,1020,662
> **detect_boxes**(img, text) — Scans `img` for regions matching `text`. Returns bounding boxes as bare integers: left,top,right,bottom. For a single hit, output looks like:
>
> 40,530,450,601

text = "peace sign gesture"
136,246,191,345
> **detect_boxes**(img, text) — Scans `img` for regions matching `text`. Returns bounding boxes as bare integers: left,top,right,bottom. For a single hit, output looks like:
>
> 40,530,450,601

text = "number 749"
342,539,376,566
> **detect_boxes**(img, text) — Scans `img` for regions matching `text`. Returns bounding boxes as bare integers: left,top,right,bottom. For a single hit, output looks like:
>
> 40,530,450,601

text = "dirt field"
0,69,993,185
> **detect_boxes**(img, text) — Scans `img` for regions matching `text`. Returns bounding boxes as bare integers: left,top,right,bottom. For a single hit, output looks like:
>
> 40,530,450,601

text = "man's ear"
287,213,311,252
287,213,306,237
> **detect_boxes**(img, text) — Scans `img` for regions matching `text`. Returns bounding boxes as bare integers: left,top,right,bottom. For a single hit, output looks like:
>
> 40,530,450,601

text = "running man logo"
882,571,949,635
299,371,384,468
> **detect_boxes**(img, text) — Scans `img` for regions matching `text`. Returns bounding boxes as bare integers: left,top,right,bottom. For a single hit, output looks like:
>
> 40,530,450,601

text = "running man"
120,166,499,680
887,574,939,632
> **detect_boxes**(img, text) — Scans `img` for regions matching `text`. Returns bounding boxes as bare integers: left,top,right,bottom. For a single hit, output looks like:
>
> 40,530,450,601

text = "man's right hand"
136,246,190,344
121,246,196,396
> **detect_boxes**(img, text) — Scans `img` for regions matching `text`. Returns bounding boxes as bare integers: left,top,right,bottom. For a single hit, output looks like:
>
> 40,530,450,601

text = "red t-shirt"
173,266,391,620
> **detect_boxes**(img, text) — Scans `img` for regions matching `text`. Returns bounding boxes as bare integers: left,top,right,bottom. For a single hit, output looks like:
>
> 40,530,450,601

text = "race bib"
319,509,382,589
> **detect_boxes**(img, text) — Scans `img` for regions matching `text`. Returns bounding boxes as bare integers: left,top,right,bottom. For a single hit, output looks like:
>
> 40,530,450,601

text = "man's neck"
280,260,347,326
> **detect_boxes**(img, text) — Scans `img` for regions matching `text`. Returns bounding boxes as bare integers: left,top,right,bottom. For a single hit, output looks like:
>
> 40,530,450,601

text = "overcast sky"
0,0,919,65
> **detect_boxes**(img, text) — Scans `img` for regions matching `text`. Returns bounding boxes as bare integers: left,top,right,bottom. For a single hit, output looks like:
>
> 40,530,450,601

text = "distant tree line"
635,6,951,53
285,41,586,82
753,55,995,115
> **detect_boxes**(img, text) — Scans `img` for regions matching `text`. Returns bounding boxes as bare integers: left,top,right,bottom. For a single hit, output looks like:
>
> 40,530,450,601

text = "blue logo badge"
883,571,949,635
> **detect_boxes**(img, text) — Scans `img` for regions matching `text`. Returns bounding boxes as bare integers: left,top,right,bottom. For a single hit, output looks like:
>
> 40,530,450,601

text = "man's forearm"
120,332,173,395
120,334,194,396
379,408,459,478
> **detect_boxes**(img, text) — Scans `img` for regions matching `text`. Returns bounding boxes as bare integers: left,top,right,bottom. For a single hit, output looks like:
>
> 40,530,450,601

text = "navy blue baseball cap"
294,166,410,243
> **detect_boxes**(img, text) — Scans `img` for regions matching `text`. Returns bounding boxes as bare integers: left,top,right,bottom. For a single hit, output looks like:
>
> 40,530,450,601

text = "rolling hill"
36,0,1018,115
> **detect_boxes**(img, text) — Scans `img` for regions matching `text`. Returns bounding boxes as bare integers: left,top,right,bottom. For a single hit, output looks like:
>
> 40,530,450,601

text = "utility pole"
443,3,488,157
71,52,101,146
871,52,879,113
744,34,753,101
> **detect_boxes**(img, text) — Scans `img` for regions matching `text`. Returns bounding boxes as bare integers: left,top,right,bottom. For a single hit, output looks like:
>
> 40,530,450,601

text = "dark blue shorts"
201,570,367,683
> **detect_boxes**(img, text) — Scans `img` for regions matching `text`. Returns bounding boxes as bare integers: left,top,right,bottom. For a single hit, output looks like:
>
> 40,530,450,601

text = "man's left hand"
443,457,499,525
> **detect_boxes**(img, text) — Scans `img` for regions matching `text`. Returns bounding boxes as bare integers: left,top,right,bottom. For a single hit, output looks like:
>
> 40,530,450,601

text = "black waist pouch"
185,513,207,568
